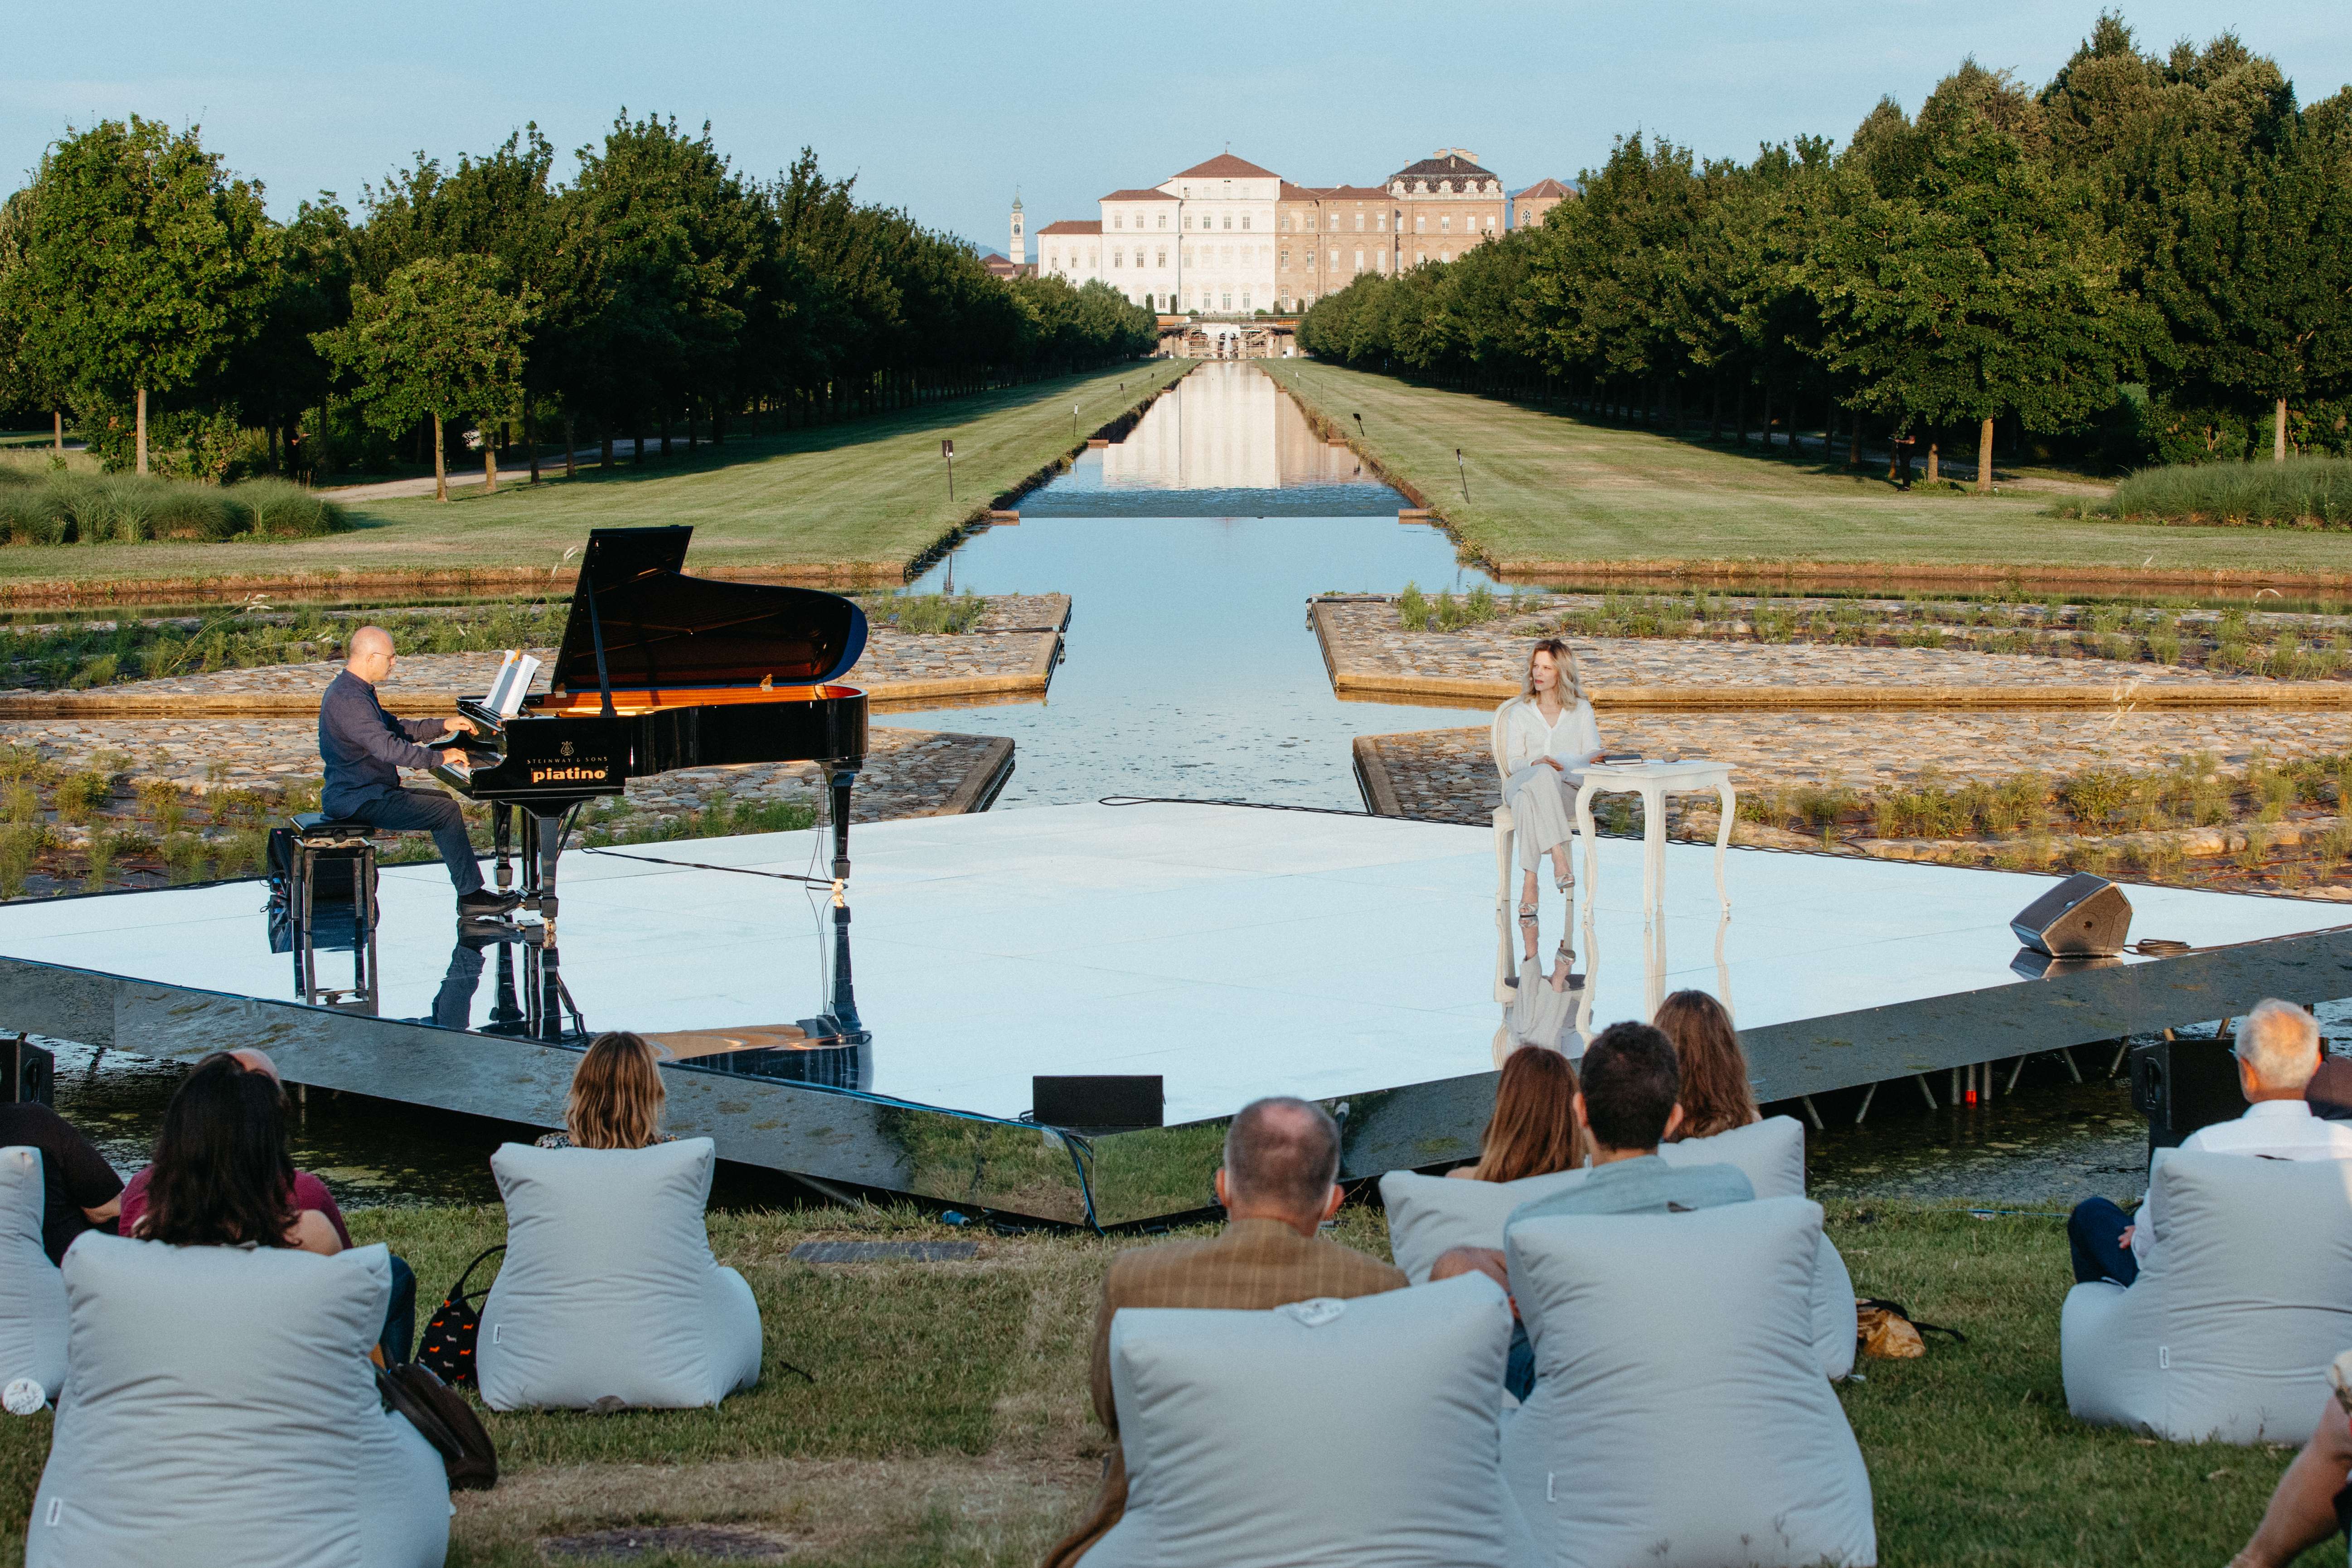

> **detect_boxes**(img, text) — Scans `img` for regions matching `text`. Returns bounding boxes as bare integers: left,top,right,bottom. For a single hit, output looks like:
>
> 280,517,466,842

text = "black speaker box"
1033,1075,1164,1133
2012,873,2132,957
1,1036,54,1107
2128,1036,2243,1151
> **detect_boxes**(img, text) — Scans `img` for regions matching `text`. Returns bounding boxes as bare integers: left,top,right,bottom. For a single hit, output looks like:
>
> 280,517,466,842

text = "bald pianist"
318,626,518,917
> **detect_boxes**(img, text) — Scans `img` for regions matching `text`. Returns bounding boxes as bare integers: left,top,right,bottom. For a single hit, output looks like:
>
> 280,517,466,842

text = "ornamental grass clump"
2096,456,2352,529
0,470,347,545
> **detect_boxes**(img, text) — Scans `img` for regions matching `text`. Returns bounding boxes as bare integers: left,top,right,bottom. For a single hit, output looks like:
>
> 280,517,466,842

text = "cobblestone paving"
1318,600,2301,692
0,718,1002,824
77,602,1065,702
1363,708,2352,825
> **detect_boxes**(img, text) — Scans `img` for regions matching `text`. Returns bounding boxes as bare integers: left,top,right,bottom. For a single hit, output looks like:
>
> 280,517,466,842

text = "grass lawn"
1262,360,2352,585
0,1199,2328,1566
0,363,1192,595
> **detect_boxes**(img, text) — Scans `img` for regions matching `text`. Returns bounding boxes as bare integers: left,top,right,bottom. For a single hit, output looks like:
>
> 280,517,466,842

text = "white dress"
1498,695,1602,874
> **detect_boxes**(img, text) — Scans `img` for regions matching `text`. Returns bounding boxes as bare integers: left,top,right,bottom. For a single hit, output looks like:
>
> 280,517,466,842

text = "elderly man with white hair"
2069,999,2352,1286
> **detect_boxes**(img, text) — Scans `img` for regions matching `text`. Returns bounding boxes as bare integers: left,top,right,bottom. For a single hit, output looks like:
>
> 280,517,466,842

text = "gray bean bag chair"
1080,1271,1535,1568
2062,1150,2352,1443
1504,1198,1876,1568
478,1137,761,1411
26,1234,447,1568
1380,1117,1857,1379
0,1146,67,1402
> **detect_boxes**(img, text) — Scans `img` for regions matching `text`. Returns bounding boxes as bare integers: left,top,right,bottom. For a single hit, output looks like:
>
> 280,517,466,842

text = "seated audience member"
1432,1021,1754,1399
1040,1097,1404,1568
534,1031,679,1150
118,1049,352,1248
1653,989,1760,1140
2227,1385,2352,1567
2070,998,2352,1286
126,1052,416,1361
1450,1045,1582,1182
0,1093,123,1265
130,1055,343,1256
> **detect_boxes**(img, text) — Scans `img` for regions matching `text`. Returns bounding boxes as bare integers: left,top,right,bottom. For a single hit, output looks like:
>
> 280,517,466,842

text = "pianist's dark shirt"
319,668,450,816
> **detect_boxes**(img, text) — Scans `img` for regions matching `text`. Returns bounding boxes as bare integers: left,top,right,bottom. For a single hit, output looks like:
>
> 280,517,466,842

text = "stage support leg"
1915,1073,1938,1110
1854,1081,1878,1125
2060,1045,2082,1083
1799,1094,1824,1131
2007,1054,2030,1094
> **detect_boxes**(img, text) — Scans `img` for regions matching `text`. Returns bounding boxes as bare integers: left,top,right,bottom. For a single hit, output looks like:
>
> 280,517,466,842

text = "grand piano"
435,525,869,939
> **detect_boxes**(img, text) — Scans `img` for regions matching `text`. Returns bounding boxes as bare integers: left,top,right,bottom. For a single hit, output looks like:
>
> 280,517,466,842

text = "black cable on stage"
582,845,834,887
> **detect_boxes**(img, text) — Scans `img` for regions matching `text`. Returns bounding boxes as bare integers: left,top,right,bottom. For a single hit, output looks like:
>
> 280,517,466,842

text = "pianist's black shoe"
457,889,521,918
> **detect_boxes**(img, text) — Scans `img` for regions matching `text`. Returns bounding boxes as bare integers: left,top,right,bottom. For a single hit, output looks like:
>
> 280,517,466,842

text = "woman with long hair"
136,1053,340,1253
1654,989,1759,1141
1496,638,1602,940
536,1031,674,1151
1451,1044,1583,1182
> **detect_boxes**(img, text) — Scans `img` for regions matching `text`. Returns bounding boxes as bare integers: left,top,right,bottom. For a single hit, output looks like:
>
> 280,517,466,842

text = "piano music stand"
288,815,380,1011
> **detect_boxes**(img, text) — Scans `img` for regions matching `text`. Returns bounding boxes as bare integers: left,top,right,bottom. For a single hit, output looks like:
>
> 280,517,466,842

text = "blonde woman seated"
1498,637,1601,932
1654,989,1760,1140
536,1031,679,1150
1450,1044,1584,1182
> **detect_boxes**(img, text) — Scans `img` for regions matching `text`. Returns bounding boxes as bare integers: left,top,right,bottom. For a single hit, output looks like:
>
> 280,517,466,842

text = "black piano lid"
550,527,868,694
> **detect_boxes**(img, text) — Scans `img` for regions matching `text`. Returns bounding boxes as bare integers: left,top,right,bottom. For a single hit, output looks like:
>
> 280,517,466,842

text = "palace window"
1240,215,1250,229
1280,248,1289,270
1114,214,1123,229
1242,291,1251,309
1440,215,1451,232
1156,248,1167,267
1329,249,1338,269
1157,213,1167,228
1354,249,1364,270
1088,250,1097,267
1222,214,1232,229
1375,252,1387,272
1415,216,1426,233
1112,249,1122,267
1354,213,1364,232
1440,251,1451,263
1221,292,1231,311
1377,212,1387,231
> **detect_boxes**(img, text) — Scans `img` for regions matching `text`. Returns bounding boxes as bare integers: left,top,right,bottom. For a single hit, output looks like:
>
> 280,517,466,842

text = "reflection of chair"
2062,1151,2352,1443
287,814,379,1010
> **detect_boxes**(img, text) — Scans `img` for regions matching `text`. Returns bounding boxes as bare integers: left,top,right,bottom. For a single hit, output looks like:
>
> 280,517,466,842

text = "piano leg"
492,802,514,894
828,765,855,883
533,810,565,937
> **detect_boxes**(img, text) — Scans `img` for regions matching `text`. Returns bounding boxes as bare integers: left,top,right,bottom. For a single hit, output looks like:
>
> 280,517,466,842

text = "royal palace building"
1026,149,1556,316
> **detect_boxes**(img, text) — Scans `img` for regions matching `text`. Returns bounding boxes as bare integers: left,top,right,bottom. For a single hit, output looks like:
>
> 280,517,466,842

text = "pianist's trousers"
356,787,483,896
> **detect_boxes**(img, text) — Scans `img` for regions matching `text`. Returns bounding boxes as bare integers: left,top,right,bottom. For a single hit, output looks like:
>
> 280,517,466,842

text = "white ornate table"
1573,759,1737,914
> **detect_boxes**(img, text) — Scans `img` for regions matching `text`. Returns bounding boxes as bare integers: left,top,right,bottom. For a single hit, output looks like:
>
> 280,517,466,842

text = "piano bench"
291,813,378,845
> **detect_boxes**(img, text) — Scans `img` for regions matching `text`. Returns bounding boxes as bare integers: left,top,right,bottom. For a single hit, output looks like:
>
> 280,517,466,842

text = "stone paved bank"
1313,598,2352,708
0,594,1069,717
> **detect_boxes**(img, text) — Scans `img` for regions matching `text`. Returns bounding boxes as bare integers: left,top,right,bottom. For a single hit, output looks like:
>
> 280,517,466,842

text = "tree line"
0,116,1158,495
1299,19,2352,484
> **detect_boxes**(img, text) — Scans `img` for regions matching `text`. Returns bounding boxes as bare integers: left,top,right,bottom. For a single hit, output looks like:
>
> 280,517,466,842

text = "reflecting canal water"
892,362,1485,805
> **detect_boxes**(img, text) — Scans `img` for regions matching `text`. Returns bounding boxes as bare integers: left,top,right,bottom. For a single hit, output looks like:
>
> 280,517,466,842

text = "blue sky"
8,1,2348,252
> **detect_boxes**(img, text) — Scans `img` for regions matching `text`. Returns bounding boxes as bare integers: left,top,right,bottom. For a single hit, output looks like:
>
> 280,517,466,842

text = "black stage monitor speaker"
2129,1036,2243,1151
2,1035,53,1107
2012,873,2132,958
1033,1075,1164,1133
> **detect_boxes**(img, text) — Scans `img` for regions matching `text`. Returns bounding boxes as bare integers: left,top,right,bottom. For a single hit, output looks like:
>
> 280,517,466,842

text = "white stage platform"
0,802,2343,1221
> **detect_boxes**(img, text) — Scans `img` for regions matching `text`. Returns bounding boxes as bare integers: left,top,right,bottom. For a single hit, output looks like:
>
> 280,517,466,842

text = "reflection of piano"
643,874,872,1090
434,525,869,935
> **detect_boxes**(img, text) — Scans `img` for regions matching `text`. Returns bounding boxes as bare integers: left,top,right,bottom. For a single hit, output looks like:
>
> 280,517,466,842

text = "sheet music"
485,651,541,719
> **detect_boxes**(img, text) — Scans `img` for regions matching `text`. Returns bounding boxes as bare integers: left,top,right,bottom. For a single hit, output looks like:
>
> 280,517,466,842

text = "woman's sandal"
1518,900,1540,923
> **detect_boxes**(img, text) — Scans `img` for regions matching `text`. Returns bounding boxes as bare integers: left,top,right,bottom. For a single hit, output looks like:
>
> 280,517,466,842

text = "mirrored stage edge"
0,801,2344,1227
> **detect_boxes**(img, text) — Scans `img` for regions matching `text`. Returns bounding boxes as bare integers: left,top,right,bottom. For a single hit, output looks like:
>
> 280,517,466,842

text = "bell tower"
1010,194,1025,269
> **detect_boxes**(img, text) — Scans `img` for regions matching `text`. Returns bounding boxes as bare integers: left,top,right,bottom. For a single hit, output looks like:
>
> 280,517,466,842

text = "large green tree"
1809,70,2150,490
0,118,276,473
314,255,530,500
